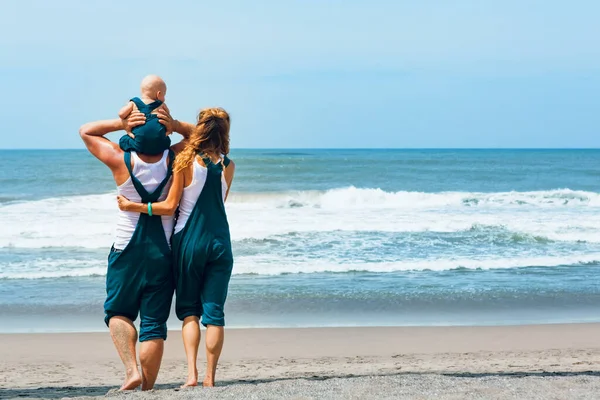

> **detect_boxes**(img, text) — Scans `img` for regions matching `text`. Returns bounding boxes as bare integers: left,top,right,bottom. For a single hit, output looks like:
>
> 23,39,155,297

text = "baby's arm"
118,101,134,120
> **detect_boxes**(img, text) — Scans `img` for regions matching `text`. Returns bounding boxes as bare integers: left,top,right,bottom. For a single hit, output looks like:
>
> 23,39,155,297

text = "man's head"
140,75,167,102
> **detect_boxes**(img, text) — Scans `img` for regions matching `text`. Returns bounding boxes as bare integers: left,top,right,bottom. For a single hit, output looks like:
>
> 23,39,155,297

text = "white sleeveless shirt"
174,158,228,234
114,150,174,250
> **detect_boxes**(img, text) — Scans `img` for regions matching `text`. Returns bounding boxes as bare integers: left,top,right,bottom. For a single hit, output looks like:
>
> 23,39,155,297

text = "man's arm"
155,107,195,154
79,113,145,170
172,120,195,139
79,119,125,170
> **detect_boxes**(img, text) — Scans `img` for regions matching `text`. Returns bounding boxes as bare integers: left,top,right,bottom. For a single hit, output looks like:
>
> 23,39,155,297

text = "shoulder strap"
200,154,212,167
223,156,231,168
150,150,174,200
124,151,149,201
130,97,146,110
145,99,163,112
130,97,163,113
123,150,174,203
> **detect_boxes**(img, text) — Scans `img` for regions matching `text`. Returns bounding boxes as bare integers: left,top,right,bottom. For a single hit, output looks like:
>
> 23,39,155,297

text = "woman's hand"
121,111,146,137
117,195,133,211
156,104,174,135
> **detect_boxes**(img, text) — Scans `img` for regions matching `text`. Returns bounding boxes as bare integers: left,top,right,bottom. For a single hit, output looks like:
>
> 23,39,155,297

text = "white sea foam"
2,188,600,250
228,187,600,209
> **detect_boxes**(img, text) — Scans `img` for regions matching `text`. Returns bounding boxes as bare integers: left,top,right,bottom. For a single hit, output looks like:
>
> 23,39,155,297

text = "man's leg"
139,339,164,390
109,316,142,391
138,273,173,391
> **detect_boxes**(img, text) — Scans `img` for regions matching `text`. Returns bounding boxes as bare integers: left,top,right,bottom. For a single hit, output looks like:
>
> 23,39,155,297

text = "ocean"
1,149,600,332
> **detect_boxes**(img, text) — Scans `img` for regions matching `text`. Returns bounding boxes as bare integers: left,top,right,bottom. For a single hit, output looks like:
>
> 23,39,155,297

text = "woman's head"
174,107,230,172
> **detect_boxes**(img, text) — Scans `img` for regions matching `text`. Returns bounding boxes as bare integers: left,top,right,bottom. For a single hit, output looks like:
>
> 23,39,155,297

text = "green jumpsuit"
104,150,175,342
172,155,233,326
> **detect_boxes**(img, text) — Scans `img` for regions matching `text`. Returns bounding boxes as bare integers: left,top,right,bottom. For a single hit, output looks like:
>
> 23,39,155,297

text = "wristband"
148,202,153,216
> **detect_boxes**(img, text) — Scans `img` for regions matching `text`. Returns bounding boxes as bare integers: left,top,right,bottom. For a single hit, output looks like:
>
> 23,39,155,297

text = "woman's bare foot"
181,370,198,388
202,377,215,388
181,378,198,388
120,369,142,391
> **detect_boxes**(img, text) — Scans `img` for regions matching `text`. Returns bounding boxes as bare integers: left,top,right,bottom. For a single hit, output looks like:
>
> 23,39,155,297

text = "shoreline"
3,323,600,398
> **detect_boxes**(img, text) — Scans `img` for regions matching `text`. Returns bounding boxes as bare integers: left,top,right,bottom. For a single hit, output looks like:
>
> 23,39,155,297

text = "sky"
1,0,599,149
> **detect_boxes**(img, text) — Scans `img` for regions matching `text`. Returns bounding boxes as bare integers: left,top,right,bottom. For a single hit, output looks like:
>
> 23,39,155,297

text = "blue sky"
1,0,598,148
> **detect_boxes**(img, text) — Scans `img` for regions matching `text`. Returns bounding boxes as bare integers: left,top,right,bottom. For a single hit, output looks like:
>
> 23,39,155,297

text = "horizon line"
1,147,600,151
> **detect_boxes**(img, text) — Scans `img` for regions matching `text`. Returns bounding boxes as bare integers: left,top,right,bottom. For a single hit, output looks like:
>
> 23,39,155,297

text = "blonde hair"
174,107,230,172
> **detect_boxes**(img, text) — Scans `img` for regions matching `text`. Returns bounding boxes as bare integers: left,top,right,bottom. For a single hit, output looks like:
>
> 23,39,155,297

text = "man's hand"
156,105,174,135
121,111,146,137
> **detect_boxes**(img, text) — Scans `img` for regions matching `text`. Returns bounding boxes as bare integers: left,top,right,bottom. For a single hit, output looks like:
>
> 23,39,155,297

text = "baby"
118,75,171,155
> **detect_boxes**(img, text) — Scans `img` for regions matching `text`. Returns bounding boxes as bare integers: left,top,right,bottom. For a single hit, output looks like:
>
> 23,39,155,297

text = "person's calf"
139,338,165,390
109,316,142,391
204,325,225,387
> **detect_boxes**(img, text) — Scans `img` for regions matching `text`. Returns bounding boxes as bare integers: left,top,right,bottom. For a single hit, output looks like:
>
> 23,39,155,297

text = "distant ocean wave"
3,253,600,280
228,187,600,209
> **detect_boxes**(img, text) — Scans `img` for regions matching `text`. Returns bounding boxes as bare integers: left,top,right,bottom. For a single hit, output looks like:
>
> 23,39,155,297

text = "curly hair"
173,107,230,172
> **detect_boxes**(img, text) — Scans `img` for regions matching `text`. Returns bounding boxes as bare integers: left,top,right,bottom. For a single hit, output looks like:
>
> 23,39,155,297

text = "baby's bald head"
141,75,167,102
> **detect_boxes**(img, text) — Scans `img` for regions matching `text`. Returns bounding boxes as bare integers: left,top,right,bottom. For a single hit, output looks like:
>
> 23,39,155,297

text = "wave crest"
228,187,600,209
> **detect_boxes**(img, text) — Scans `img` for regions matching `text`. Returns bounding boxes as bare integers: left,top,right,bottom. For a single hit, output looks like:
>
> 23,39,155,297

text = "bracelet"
148,202,153,216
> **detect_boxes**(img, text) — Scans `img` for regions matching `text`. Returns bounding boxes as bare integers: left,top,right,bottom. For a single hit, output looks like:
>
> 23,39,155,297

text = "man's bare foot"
120,369,142,391
202,378,215,388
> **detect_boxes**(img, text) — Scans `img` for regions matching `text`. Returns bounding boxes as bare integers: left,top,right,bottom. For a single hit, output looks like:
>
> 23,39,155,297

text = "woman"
118,107,236,387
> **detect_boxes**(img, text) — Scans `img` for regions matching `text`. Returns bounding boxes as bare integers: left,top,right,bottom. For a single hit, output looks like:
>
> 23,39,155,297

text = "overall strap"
130,97,163,114
124,150,175,203
199,153,225,172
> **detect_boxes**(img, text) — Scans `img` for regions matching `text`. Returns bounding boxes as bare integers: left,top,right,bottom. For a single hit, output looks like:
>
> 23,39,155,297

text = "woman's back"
174,155,229,235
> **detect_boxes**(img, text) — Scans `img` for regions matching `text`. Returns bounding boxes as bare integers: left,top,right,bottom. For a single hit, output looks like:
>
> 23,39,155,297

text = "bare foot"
181,377,198,388
202,378,215,388
120,370,142,391
180,368,198,388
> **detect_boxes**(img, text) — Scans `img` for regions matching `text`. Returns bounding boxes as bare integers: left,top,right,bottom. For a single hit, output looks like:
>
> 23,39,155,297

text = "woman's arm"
223,160,236,201
117,169,185,216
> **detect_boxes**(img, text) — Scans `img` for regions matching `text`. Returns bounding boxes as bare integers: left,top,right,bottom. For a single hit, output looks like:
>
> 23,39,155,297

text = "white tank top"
174,158,228,234
114,150,174,250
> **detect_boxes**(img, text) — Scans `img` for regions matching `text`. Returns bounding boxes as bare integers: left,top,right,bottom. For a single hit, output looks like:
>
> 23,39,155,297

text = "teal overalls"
104,150,175,342
119,97,171,155
172,155,233,326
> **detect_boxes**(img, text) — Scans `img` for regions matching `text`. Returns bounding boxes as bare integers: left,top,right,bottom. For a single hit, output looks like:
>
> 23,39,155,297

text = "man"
79,109,192,390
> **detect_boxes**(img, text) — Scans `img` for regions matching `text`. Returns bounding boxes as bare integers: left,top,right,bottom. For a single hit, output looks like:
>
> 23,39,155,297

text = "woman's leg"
200,246,233,387
181,316,201,387
203,325,225,387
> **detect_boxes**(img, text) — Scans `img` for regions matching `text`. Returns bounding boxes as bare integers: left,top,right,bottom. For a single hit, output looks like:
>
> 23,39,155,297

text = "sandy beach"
2,324,600,399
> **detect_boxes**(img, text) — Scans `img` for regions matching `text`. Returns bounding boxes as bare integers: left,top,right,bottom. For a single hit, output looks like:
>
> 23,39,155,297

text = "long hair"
174,107,230,173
